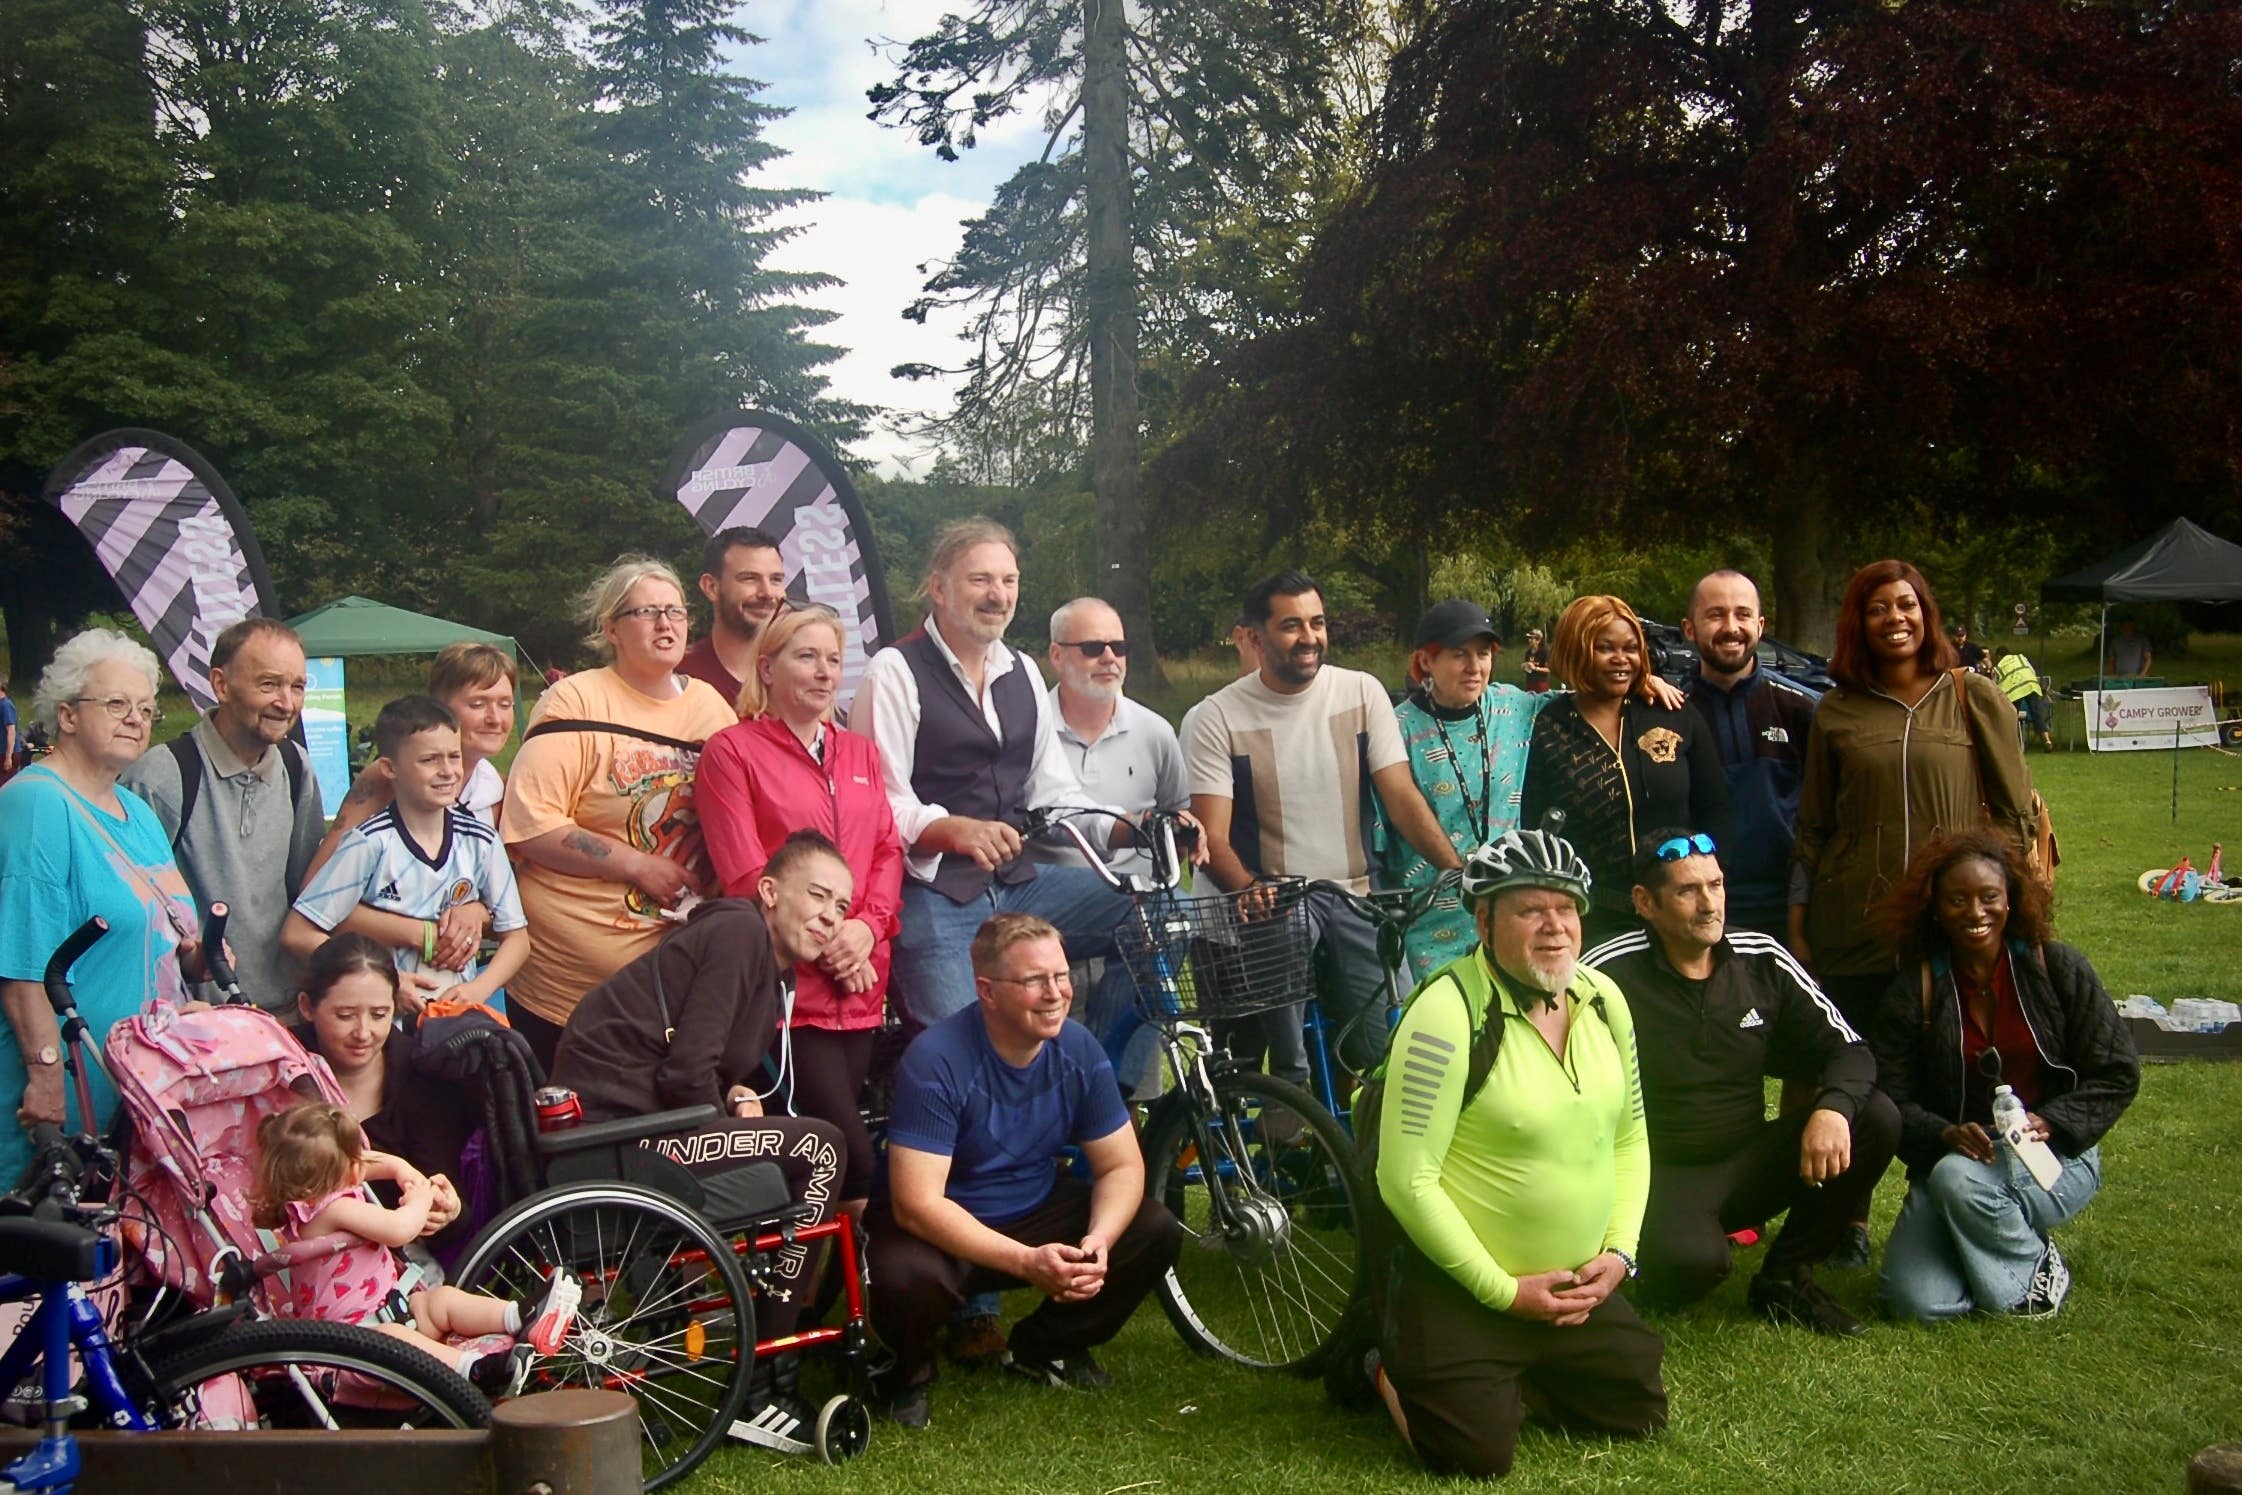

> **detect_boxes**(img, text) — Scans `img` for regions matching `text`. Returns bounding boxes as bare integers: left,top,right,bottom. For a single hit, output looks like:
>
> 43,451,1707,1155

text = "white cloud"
733,0,1072,472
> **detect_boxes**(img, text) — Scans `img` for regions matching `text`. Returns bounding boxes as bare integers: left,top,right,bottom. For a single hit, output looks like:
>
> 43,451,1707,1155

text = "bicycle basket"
1113,879,1314,1023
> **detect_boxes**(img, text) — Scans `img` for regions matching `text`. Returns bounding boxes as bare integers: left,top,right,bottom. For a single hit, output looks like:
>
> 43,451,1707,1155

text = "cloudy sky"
725,1,1053,473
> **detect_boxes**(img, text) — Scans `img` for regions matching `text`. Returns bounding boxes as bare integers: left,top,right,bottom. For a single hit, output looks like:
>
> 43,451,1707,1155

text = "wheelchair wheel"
1141,1069,1364,1373
814,1392,872,1464
453,1181,755,1492
145,1317,491,1430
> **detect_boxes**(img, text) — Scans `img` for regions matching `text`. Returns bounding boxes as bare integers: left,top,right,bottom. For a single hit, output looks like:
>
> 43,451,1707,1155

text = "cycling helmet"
1460,828,1593,912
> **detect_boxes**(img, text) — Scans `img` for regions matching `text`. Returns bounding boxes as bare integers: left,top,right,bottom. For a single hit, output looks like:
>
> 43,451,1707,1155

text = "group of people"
0,521,2142,1476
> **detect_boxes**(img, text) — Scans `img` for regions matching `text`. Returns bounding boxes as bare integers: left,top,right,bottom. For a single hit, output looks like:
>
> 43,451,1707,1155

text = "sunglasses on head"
1059,639,1128,659
1654,833,1717,862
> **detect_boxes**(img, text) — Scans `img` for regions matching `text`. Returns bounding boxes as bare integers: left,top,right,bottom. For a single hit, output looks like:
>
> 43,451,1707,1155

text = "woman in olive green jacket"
1790,560,2039,1028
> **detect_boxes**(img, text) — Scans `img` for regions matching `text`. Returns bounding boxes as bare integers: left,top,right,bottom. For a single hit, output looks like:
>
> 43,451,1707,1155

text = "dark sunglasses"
1654,833,1717,861
1059,639,1129,659
1976,1046,2006,1082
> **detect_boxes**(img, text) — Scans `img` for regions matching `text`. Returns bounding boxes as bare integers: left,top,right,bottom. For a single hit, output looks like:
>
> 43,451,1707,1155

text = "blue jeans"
893,867,1140,1058
1880,1145,2102,1321
1213,885,1391,1090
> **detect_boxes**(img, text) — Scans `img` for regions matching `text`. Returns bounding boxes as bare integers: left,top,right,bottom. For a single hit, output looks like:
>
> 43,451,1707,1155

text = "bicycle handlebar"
1017,806,1197,893
200,902,248,1004
1304,867,1464,935
41,917,108,1017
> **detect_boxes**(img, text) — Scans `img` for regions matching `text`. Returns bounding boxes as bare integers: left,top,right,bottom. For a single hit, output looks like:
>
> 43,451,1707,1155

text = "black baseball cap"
1414,599,1501,650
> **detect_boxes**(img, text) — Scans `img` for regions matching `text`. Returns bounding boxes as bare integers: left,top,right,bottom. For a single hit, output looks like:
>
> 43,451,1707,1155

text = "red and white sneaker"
522,1270,583,1357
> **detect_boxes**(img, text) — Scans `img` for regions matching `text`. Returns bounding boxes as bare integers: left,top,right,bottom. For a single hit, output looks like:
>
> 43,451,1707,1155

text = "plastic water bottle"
1992,1084,2062,1190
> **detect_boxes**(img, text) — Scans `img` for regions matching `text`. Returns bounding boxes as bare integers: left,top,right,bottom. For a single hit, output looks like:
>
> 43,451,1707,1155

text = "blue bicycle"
0,918,489,1495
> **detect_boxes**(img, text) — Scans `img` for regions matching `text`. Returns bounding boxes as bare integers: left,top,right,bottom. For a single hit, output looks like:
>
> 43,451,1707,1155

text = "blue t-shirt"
0,766,199,1182
883,1006,1129,1225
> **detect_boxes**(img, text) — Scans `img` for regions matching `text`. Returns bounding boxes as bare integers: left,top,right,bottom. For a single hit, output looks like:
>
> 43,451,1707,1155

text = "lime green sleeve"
1598,980,1651,1259
1376,984,1519,1313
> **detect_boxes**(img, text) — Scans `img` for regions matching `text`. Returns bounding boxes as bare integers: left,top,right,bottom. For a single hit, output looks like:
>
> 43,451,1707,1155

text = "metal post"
490,1389,638,1495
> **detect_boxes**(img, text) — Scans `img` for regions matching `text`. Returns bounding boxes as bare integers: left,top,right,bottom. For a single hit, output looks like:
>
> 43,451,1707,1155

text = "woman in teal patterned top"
1383,602,1550,973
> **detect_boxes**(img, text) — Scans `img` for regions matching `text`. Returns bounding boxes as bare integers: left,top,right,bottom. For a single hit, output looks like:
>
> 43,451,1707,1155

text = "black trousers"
788,1026,878,1200
865,1177,1181,1390
1636,1089,1901,1307
645,1116,842,1340
1382,1241,1668,1479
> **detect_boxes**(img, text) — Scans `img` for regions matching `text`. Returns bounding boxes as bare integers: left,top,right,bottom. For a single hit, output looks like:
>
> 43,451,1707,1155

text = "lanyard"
1421,695,1493,846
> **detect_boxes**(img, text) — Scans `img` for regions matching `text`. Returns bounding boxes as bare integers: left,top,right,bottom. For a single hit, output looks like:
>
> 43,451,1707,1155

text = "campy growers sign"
2083,686,2221,751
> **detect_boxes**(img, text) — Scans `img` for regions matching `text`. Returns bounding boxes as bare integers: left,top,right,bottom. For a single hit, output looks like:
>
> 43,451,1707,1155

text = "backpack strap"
165,734,203,850
1919,958,1935,1029
524,718,706,754
279,737,306,812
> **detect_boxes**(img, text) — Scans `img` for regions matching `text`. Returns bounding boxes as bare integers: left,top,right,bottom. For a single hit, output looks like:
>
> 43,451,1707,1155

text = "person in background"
500,557,736,1071
0,630,212,1182
1521,627,1552,693
1521,595,1730,948
2105,618,2153,679
121,617,324,1010
680,525,790,707
0,676,18,785
1384,600,1550,973
697,605,903,1226
1679,569,1818,939
1869,831,2137,1322
1950,624,1988,673
1791,559,2040,1270
1993,647,2054,753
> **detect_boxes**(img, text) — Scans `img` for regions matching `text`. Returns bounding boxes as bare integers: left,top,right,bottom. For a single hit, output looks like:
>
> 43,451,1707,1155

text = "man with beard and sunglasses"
1583,831,1897,1335
1679,570,1819,939
1184,570,1462,1089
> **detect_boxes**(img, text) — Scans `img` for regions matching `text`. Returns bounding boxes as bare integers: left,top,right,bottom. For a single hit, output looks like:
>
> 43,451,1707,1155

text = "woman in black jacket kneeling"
1868,830,2138,1322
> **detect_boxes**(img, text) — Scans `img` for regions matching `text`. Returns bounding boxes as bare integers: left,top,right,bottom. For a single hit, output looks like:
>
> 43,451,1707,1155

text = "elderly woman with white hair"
0,629,209,1181
499,555,738,1069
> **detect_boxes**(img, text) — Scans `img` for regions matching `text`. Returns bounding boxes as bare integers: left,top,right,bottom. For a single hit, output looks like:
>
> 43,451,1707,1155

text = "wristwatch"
30,1044,60,1068
1609,1248,1639,1279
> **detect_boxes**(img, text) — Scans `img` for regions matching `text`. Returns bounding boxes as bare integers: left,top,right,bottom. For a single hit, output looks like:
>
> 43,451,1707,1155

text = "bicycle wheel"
145,1316,490,1431
453,1181,755,1492
1141,1068,1364,1372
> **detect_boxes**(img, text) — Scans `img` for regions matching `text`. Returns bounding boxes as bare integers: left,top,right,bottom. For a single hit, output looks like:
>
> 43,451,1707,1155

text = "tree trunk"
1769,489,1841,653
1082,0,1163,686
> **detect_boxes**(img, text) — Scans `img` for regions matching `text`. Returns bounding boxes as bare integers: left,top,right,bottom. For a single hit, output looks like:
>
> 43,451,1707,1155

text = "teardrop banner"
659,410,895,715
42,428,280,715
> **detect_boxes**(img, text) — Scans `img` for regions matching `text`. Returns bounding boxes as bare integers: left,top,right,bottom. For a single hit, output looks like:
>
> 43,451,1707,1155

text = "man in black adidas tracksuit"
1584,830,1899,1335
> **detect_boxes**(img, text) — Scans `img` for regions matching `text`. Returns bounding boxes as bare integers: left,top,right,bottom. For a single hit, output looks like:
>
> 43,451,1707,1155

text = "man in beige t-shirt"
1186,570,1463,1086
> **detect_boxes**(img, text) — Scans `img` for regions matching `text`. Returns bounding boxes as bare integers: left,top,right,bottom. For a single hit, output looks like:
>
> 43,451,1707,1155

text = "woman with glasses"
1520,595,1729,947
1868,830,2136,1321
499,556,737,1070
0,629,215,1182
697,604,903,1225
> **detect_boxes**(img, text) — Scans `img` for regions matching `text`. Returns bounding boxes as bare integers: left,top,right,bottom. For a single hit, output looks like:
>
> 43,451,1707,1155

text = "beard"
1502,953,1576,1003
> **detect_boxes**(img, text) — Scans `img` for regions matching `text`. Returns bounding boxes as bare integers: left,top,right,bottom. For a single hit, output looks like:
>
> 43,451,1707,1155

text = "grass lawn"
672,689,2242,1494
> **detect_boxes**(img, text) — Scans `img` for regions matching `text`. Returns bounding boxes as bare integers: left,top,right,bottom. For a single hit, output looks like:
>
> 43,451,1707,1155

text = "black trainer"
879,1383,931,1429
1003,1347,1114,1391
1749,1271,1866,1337
1827,1224,1874,1272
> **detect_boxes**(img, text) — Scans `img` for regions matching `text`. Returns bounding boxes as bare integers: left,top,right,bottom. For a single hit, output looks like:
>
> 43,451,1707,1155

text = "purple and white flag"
660,410,894,714
42,429,279,715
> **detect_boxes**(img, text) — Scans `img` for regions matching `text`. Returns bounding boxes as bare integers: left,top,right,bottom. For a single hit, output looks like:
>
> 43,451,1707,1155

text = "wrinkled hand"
434,902,487,970
1800,1108,1853,1185
176,936,235,986
1941,1122,1997,1164
1553,1253,1627,1324
1507,1268,1588,1324
15,1069,65,1132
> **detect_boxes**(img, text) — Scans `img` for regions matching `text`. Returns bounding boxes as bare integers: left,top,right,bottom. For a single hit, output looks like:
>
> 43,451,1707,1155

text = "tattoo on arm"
563,829,613,860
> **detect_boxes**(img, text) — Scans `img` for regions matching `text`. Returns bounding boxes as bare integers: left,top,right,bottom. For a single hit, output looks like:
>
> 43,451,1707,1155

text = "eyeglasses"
1058,639,1128,659
1654,833,1717,861
988,972,1073,996
614,604,691,624
71,696,163,725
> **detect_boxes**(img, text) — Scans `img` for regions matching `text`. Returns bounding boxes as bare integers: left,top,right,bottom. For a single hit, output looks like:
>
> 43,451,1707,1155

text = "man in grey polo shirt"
122,618,325,1009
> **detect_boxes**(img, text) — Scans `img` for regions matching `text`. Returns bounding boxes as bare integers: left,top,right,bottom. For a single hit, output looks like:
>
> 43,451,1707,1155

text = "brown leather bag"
1951,667,2059,887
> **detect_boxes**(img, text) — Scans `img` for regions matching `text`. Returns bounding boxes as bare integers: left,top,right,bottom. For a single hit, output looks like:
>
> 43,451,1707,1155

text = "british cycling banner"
659,410,894,714
42,429,280,715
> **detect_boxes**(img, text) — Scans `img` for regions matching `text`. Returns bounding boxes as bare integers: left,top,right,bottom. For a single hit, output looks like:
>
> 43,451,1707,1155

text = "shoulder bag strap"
166,733,203,848
523,718,705,753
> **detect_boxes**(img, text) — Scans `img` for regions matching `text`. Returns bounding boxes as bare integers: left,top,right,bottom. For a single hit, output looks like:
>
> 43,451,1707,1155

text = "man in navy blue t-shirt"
867,913,1182,1427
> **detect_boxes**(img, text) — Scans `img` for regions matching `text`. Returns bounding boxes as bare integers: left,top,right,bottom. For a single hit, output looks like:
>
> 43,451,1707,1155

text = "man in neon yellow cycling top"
1373,828,1668,1478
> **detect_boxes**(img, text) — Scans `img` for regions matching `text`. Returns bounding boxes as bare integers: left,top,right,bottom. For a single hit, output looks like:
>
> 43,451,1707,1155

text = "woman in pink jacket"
698,605,904,1217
